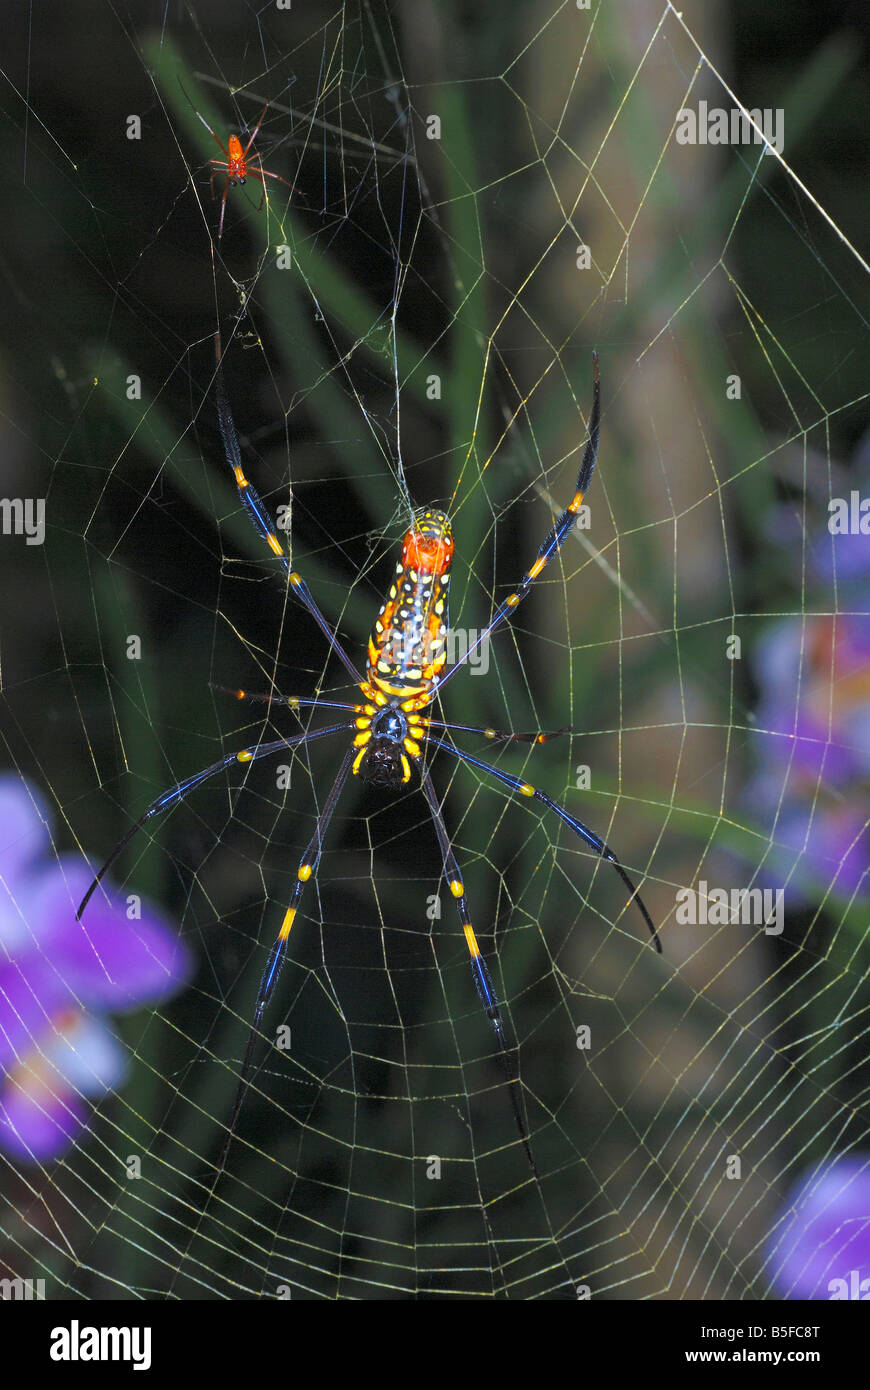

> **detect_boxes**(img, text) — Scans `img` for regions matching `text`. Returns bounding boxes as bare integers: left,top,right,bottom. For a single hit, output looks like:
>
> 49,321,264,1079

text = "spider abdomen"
352,508,452,782
365,508,454,701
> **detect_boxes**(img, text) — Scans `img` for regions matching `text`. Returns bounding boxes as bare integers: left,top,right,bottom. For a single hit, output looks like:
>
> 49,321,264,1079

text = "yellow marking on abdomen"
463,922,481,957
371,675,431,700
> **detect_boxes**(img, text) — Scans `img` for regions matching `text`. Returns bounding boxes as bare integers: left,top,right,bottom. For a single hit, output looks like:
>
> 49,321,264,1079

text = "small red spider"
191,101,294,241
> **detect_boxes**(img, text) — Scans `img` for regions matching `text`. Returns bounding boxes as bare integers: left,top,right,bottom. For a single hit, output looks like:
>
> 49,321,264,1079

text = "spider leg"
435,354,600,693
218,744,354,1173
182,84,229,160
76,723,351,921
423,717,570,745
429,738,661,953
216,178,231,242
419,767,539,1179
245,161,295,220
249,164,295,194
214,336,363,685
210,683,359,716
240,102,270,159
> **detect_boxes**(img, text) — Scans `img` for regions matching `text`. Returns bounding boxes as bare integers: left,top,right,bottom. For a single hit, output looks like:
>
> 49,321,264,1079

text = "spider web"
1,0,869,1301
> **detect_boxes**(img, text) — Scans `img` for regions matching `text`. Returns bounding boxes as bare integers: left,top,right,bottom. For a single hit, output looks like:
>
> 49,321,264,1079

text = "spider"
187,94,295,241
78,341,660,1180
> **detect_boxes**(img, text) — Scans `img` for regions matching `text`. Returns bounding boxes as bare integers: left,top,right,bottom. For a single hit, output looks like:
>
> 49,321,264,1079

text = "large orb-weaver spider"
78,342,660,1180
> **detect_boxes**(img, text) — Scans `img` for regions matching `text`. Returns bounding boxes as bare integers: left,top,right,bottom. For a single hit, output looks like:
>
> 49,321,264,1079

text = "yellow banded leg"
432,355,600,697
219,746,354,1173
214,341,363,685
253,750,353,1016
421,716,570,745
421,773,539,1179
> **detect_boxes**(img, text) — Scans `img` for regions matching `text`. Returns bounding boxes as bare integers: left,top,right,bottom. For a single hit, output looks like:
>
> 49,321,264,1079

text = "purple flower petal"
0,1082,88,1163
0,775,193,1163
0,960,69,1072
42,1009,128,1097
812,526,870,586
754,703,857,786
26,856,193,1010
778,806,870,899
0,775,53,880
767,1157,870,1298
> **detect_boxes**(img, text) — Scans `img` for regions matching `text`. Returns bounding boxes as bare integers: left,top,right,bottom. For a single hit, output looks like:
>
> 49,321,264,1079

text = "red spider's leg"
248,164,294,215
209,163,227,201
257,167,295,192
252,164,267,215
241,103,270,159
217,179,230,242
195,109,230,161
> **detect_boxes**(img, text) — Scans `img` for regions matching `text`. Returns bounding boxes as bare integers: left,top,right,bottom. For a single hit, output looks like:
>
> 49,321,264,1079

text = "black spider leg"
76,724,351,920
428,739,661,954
436,353,600,694
419,768,540,1179
424,717,571,745
217,745,355,1174
210,683,359,716
218,695,570,742
214,335,363,686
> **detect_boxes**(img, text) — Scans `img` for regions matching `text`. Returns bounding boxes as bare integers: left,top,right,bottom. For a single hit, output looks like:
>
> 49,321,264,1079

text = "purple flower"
753,617,870,787
766,1157,870,1299
812,429,870,588
0,775,191,1162
812,524,870,587
773,803,870,899
750,615,870,902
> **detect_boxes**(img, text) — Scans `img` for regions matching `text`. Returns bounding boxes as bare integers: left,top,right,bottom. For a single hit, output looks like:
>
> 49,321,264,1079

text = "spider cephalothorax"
356,703,420,788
